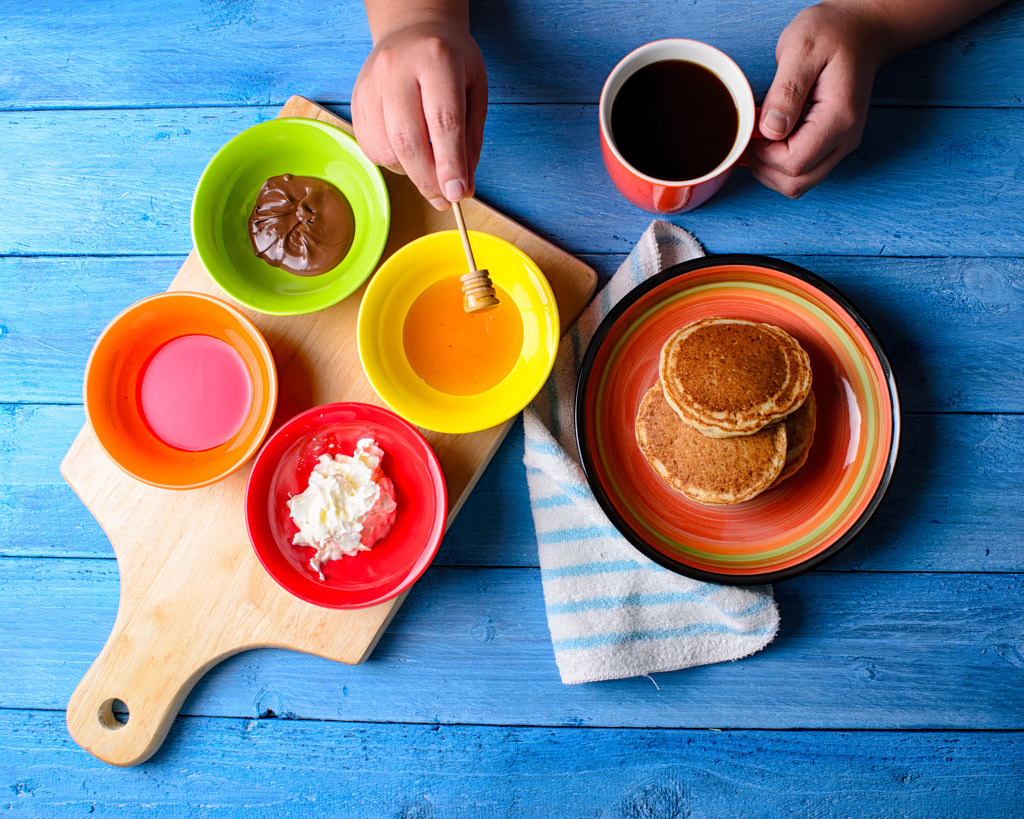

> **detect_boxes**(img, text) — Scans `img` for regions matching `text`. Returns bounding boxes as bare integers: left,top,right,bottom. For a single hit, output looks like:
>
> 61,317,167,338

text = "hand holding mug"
749,3,883,199
750,0,1008,198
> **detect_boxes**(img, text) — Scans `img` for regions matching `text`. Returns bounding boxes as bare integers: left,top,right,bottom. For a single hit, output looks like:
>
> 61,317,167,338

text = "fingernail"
429,197,451,211
762,109,789,138
444,179,466,202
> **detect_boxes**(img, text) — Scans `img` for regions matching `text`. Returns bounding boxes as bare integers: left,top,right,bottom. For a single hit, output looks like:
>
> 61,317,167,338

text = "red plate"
246,402,448,608
575,255,900,585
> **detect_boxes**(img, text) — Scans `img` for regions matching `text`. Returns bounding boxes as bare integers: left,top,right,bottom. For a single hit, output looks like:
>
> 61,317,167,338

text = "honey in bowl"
403,275,524,395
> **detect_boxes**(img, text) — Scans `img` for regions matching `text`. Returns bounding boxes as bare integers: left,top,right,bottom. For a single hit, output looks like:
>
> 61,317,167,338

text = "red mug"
599,39,758,214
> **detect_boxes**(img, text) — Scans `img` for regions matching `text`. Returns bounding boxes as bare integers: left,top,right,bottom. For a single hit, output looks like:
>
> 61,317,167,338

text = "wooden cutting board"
61,96,597,767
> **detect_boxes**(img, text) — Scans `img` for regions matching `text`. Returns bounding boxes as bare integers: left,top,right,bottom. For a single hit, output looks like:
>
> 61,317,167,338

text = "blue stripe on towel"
537,525,623,544
524,467,592,499
524,437,564,456
728,599,777,619
552,622,777,653
546,591,773,617
630,247,643,286
531,494,573,509
541,559,645,580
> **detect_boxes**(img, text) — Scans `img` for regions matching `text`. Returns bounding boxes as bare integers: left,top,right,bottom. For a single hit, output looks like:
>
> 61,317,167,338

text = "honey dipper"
451,200,500,313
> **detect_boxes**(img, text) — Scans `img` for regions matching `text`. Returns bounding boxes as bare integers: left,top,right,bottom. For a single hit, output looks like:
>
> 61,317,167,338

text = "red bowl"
575,255,900,585
245,402,447,608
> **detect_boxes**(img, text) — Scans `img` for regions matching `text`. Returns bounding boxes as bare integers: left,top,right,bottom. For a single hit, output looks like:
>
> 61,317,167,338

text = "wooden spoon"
452,201,500,313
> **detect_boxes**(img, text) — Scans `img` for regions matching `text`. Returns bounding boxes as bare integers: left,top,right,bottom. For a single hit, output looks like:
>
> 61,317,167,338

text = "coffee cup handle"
737,107,767,168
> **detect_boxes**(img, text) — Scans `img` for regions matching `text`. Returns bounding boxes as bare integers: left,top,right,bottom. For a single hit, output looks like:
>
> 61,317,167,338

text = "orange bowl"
84,292,278,489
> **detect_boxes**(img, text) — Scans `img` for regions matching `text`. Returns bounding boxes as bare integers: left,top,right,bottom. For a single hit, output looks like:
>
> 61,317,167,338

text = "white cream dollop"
286,438,397,579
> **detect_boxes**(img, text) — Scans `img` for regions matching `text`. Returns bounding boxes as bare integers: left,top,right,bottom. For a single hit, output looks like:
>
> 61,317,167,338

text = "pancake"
659,317,812,438
635,383,787,505
769,387,817,488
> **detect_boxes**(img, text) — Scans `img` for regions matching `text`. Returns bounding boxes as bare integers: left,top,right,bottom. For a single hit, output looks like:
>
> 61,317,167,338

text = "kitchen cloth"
523,219,779,685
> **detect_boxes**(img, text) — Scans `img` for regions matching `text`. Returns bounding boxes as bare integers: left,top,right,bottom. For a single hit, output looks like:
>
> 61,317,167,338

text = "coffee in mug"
611,60,739,182
599,40,757,214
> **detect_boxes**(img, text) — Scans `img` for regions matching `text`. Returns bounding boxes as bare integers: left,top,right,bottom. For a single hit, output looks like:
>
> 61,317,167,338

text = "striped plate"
575,255,900,585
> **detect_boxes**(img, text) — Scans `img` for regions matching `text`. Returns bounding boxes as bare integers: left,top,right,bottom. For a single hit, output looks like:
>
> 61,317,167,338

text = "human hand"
750,2,887,198
352,18,487,210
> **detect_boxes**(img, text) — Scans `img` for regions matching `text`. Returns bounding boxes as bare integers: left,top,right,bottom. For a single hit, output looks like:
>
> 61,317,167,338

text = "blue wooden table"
2,1,1023,815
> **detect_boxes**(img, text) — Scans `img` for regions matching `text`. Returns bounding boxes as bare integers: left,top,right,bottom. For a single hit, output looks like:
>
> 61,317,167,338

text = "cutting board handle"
65,613,225,767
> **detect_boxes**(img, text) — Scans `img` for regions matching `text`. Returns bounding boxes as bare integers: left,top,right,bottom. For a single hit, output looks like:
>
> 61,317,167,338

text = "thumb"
759,44,824,140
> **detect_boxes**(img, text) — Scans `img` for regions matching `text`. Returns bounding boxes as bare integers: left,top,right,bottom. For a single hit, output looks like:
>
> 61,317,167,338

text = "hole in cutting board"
98,698,130,730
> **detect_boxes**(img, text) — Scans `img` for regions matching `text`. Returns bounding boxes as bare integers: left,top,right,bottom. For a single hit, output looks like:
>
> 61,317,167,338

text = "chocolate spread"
248,174,354,276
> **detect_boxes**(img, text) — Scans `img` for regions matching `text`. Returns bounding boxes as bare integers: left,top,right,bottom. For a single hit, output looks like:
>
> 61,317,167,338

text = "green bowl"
191,117,390,315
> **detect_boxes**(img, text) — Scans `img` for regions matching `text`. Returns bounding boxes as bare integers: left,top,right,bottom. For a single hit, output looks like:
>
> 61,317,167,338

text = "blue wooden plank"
3,405,1024,573
457,412,1024,574
4,255,1023,411
0,257,180,403
1,710,1021,817
3,557,1022,730
2,106,1023,257
479,2,1024,108
0,405,85,487
477,105,1024,258
785,256,1024,416
0,483,111,560
1,1,373,110
0,107,275,257
1,0,1020,109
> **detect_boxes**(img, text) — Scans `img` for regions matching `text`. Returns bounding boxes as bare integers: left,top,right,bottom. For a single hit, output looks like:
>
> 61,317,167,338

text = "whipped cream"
287,438,397,579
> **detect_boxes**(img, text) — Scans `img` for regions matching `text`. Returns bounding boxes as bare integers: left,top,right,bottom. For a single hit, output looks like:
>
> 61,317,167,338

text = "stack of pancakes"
635,317,816,505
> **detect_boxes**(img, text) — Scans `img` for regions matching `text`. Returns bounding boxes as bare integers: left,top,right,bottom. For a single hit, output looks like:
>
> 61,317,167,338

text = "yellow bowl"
357,230,559,433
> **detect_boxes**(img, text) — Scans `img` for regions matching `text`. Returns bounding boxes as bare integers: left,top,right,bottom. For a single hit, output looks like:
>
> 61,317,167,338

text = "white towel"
523,220,779,685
